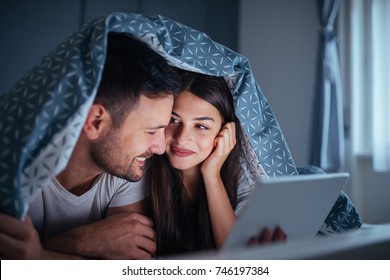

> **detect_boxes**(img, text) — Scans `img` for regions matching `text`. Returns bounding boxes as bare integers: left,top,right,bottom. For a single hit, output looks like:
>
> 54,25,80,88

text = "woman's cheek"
199,136,217,156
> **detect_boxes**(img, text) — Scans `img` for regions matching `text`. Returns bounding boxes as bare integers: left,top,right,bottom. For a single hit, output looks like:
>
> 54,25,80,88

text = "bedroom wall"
0,0,238,94
0,0,81,94
239,0,317,167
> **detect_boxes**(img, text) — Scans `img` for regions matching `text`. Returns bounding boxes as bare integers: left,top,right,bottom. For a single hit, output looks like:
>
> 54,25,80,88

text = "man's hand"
0,213,46,259
44,212,156,259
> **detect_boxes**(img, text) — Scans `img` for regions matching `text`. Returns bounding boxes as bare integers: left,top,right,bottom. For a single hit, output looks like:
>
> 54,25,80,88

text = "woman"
146,70,242,256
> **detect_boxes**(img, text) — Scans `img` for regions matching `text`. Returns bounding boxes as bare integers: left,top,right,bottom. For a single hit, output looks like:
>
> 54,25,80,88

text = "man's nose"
150,131,166,155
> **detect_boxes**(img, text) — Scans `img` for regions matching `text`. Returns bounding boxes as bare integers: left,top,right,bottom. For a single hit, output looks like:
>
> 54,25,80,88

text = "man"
0,32,179,259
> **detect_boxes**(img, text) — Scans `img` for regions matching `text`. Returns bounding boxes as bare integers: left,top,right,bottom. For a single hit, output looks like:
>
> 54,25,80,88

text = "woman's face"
165,90,223,171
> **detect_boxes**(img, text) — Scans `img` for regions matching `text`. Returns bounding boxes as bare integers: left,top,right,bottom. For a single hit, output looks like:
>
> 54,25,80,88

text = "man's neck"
55,139,102,196
55,171,102,196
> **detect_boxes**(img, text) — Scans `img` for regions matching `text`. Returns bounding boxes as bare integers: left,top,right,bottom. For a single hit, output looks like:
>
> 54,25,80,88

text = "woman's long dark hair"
147,70,242,256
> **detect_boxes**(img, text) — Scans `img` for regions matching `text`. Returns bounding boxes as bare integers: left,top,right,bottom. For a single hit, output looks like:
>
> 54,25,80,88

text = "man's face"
90,94,174,182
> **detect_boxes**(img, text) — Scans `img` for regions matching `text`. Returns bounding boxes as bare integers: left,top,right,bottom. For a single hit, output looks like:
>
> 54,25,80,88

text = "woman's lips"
171,146,195,157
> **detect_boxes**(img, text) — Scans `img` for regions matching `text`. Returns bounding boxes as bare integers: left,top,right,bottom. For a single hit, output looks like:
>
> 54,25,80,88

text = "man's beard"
89,131,142,182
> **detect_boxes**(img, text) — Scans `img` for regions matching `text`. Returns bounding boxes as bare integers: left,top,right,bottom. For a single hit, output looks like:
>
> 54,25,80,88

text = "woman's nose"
173,125,191,144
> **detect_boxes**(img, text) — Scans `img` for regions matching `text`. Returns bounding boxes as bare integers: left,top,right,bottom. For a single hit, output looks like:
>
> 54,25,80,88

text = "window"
342,0,390,172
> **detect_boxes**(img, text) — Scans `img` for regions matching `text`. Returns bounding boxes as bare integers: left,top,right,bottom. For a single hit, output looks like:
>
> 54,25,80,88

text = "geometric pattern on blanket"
0,13,360,235
297,166,362,234
0,13,297,219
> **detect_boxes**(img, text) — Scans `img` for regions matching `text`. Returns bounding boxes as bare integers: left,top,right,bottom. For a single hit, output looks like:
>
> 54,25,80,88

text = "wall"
0,0,238,94
0,0,81,94
349,156,390,224
239,0,318,167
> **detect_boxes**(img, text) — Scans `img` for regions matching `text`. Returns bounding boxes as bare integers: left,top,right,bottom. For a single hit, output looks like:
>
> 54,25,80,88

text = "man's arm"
0,213,83,259
43,200,157,259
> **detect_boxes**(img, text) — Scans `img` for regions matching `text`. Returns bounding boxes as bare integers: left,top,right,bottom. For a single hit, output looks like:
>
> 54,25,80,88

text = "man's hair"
94,32,180,127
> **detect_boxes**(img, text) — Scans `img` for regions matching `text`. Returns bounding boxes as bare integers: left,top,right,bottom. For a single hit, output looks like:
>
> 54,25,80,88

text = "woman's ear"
83,104,111,140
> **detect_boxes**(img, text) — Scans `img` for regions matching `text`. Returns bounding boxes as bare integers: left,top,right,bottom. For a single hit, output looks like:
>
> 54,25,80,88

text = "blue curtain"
310,0,345,172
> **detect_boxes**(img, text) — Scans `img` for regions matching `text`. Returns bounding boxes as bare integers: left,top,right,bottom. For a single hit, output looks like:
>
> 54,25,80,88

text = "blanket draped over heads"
0,13,297,219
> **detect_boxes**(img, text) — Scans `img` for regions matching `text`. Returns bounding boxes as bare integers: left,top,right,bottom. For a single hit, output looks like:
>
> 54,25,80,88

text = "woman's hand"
201,121,236,177
247,226,288,247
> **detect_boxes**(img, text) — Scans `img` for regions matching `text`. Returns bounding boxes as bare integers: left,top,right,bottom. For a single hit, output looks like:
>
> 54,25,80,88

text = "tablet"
223,173,349,250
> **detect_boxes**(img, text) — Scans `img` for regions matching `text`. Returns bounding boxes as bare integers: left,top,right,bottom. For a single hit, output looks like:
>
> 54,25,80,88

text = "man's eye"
148,131,157,135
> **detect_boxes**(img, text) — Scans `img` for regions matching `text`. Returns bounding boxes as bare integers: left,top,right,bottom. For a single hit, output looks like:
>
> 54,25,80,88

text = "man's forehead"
137,93,174,106
126,94,173,125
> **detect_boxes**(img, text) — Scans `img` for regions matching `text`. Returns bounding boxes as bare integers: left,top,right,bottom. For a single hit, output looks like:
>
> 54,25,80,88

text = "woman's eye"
169,117,179,124
196,124,208,130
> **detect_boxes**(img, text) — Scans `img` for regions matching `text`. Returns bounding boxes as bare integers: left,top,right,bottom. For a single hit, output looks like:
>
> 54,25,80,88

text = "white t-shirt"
28,173,144,240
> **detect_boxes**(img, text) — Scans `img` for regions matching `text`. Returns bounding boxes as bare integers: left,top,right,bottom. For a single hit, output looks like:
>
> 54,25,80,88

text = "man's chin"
125,170,144,182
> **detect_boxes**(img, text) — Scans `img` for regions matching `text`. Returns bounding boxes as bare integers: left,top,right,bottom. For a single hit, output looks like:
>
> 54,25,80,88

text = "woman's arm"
201,122,237,248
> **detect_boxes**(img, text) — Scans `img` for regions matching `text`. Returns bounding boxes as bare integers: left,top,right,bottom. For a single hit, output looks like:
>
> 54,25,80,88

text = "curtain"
350,0,390,172
310,0,345,172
